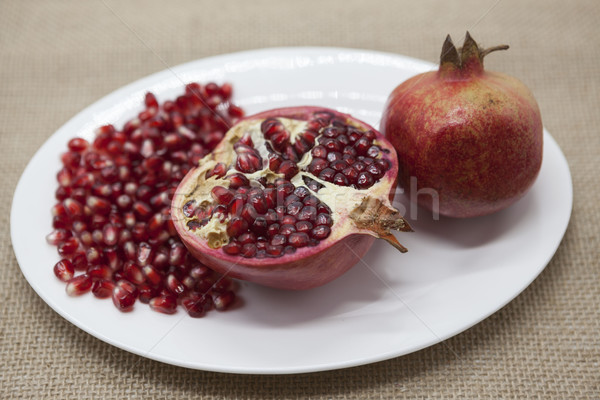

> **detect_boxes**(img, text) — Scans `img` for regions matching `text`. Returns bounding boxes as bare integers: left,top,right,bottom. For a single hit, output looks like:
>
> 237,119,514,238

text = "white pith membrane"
173,110,411,259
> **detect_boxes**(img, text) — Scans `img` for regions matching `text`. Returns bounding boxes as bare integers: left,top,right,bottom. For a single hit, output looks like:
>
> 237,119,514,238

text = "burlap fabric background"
1,0,598,398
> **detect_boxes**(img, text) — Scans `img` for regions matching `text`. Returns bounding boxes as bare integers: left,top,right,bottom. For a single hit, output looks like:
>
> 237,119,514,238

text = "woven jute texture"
1,0,598,398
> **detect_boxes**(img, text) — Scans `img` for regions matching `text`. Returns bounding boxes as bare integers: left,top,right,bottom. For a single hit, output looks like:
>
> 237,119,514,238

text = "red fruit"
149,295,178,314
66,274,92,296
92,279,115,298
112,280,138,312
381,32,543,218
181,294,213,317
53,259,75,282
172,106,412,290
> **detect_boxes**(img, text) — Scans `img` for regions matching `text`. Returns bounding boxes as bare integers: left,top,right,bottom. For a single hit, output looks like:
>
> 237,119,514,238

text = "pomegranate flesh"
172,106,411,290
381,32,543,218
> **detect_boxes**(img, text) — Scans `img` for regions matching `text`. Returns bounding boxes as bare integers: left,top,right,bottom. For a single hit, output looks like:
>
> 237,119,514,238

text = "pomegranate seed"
261,118,282,136
296,221,313,233
271,234,286,246
136,185,154,202
270,130,290,151
46,229,72,245
228,173,249,189
85,246,103,265
57,237,80,256
281,215,297,225
312,225,331,240
266,244,283,256
136,242,153,266
354,137,371,155
143,265,163,286
298,206,317,221
366,163,384,180
223,242,241,255
293,136,310,155
169,242,186,266
66,274,92,296
149,295,178,314
236,152,262,173
342,167,358,184
88,264,113,280
376,158,391,171
321,138,343,153
330,160,347,172
288,232,310,248
286,201,303,217
364,130,376,141
63,198,84,218
251,217,268,236
53,259,74,281
55,186,72,200
315,213,333,227
103,223,118,246
213,290,236,311
182,294,213,318
227,217,248,237
248,193,267,214
92,279,115,298
356,171,374,189
57,167,73,186
268,152,283,171
167,274,185,295
68,138,89,152
211,186,234,205
241,243,257,257
366,145,380,158
279,224,296,236
147,213,164,235
71,253,88,271
237,232,256,245
112,280,138,312
104,247,121,270
319,168,336,182
278,160,299,180
123,261,145,285
311,145,327,158
121,241,136,260
132,201,153,220
333,173,349,186
138,284,159,304
182,200,196,218
207,162,227,178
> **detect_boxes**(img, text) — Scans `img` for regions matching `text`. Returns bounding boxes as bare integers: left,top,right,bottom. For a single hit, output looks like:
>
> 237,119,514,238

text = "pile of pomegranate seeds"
180,110,392,259
47,82,244,316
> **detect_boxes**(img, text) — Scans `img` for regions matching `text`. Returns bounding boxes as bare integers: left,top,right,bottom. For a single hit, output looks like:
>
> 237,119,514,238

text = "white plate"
11,47,572,374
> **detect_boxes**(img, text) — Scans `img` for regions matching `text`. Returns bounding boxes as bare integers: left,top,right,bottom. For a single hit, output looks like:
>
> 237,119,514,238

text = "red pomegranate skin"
382,33,543,218
183,231,375,290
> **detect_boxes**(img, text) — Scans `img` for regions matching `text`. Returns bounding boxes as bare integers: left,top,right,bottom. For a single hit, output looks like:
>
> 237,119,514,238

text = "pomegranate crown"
439,31,509,77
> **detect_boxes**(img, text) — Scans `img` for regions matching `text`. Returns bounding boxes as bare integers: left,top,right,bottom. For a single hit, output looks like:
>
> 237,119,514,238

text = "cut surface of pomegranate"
172,106,412,290
48,82,243,316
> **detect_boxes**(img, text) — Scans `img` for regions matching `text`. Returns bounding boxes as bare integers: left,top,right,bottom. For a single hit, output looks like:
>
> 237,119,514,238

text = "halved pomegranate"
172,106,412,290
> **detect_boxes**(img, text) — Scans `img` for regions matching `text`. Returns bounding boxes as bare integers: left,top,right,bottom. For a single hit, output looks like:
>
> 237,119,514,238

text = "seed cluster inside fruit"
48,82,243,316
180,110,393,259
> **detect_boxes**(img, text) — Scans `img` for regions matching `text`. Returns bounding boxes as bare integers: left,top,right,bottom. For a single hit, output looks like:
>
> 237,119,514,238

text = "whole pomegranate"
381,32,543,218
171,106,411,290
